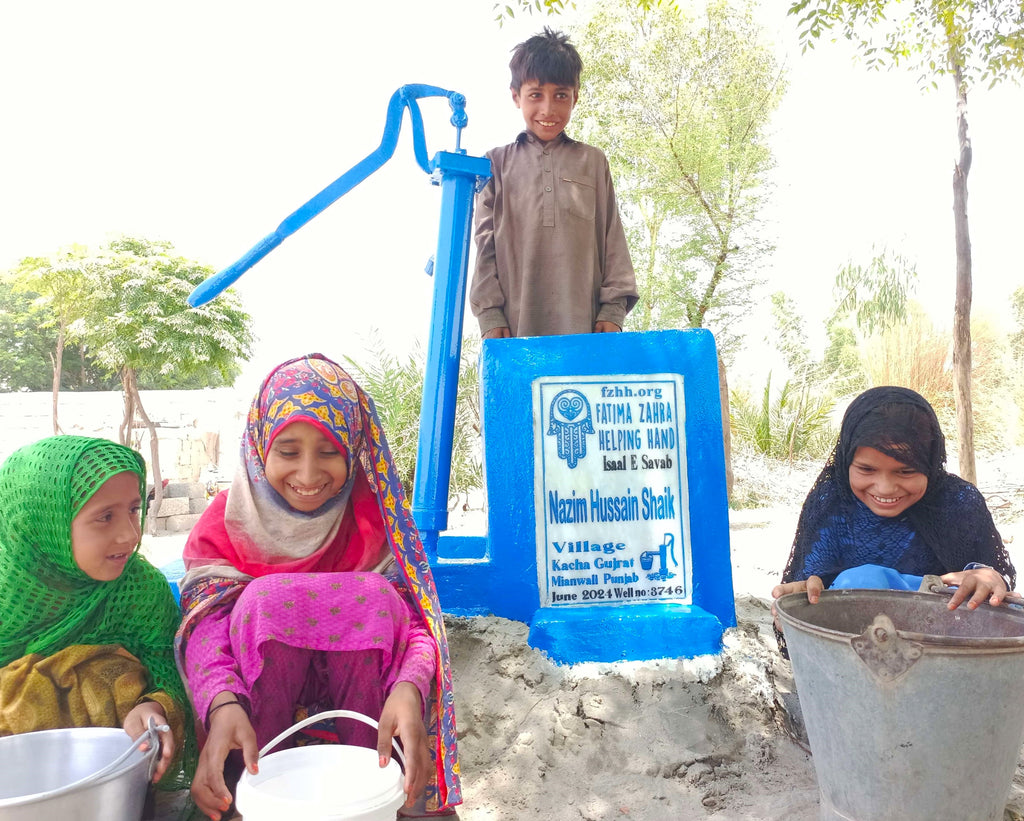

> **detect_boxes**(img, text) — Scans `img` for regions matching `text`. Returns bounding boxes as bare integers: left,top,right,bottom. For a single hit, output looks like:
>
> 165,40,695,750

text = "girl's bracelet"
206,698,247,725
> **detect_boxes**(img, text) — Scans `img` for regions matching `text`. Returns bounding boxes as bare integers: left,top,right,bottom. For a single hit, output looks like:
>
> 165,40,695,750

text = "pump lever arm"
188,84,466,307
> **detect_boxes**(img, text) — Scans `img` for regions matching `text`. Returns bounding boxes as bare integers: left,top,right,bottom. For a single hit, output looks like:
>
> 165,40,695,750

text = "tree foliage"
1011,287,1024,364
3,237,254,528
769,291,813,381
732,292,842,464
819,323,869,396
1,240,249,393
492,0,674,25
788,0,1024,483
572,0,786,354
83,236,252,462
8,246,101,432
789,0,1024,89
0,279,110,391
84,238,253,395
832,246,918,336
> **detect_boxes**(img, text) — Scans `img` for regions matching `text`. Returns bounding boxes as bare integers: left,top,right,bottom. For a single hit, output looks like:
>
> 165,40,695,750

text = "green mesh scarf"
0,437,191,752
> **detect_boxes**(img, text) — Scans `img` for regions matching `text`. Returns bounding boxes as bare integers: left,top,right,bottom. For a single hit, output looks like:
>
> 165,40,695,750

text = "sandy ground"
11,394,1024,818
146,492,1024,821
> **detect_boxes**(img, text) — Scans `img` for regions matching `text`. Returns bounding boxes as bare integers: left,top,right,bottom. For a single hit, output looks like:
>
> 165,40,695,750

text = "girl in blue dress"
772,386,1016,643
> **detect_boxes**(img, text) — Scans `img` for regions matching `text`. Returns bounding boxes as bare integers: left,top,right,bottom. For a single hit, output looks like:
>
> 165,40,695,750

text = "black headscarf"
781,386,1015,589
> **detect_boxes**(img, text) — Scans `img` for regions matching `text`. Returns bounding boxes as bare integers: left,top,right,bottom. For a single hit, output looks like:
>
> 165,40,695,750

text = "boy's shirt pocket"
559,174,596,221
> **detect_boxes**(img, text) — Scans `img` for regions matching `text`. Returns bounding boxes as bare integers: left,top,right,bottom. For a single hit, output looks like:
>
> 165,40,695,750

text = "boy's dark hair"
509,27,583,92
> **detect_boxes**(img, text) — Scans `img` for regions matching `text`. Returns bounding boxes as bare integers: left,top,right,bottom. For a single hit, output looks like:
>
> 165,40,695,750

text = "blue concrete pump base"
529,603,726,664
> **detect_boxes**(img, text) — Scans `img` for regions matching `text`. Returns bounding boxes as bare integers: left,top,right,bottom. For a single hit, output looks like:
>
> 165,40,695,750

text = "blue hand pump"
187,84,492,556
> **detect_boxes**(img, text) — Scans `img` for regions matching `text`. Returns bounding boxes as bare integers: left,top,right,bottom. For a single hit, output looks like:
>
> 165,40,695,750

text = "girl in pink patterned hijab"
176,353,460,820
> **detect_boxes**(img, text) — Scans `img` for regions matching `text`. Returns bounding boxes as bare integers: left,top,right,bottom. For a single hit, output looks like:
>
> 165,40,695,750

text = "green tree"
9,246,98,433
0,276,126,392
0,279,67,391
832,247,918,336
0,263,236,393
574,0,783,341
1010,286,1024,364
765,292,824,459
819,323,868,396
769,291,813,381
572,0,785,497
82,237,254,527
789,0,1024,483
821,245,917,396
492,0,673,24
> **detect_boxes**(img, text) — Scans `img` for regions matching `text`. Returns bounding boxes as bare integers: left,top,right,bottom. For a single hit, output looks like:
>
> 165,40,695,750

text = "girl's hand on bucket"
770,577,824,631
124,700,174,783
771,576,824,603
192,694,258,820
941,568,1008,610
379,682,431,806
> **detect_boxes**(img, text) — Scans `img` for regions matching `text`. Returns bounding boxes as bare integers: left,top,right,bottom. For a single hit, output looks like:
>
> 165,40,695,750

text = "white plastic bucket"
236,710,406,821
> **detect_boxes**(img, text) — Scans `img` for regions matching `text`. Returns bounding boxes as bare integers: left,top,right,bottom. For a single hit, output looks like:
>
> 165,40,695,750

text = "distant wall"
0,389,250,484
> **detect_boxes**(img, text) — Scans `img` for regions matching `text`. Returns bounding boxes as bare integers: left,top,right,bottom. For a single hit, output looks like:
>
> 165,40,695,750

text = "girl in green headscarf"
0,435,189,786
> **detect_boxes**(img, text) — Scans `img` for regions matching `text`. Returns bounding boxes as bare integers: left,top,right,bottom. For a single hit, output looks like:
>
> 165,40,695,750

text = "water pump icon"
640,533,677,582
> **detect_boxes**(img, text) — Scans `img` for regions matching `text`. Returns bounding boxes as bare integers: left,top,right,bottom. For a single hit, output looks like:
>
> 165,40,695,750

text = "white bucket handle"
257,709,407,771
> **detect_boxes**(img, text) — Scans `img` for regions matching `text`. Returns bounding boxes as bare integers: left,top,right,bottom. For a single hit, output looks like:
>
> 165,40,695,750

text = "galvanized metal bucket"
0,721,161,821
776,588,1024,821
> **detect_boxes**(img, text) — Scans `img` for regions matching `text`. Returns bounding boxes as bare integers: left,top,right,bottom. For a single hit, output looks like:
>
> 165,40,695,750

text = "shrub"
346,333,482,509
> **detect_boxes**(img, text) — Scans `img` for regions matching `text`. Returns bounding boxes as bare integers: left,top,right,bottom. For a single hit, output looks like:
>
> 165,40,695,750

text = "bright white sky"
1,0,1022,390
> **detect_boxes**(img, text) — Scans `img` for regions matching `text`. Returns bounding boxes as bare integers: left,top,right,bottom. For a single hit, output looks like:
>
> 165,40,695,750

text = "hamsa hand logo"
547,389,593,469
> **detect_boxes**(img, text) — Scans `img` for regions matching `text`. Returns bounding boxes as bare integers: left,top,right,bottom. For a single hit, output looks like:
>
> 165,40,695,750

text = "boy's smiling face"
513,80,578,142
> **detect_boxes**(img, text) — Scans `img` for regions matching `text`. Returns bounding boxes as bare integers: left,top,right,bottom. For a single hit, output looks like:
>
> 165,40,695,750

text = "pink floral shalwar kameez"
175,354,461,812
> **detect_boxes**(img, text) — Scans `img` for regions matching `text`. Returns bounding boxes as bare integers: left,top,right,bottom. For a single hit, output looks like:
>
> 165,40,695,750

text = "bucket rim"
0,726,155,808
236,744,406,817
775,588,1024,649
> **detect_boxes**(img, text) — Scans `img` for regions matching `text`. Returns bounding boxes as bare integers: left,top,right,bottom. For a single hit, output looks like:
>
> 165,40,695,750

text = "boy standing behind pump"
470,27,638,339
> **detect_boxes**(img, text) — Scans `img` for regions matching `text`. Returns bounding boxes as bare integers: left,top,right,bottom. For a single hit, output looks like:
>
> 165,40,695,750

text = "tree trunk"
717,350,734,501
119,375,137,447
50,326,66,435
951,67,975,483
121,368,164,533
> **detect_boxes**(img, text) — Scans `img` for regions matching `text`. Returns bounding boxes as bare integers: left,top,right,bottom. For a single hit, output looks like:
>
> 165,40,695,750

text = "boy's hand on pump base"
593,321,621,333
482,327,511,339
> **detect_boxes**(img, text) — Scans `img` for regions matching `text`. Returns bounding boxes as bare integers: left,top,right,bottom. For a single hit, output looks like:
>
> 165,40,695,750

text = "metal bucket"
776,588,1024,821
0,722,161,821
